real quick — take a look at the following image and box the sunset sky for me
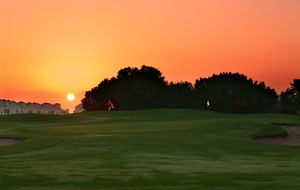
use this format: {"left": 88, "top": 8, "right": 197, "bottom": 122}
{"left": 1, "top": 0, "right": 300, "bottom": 112}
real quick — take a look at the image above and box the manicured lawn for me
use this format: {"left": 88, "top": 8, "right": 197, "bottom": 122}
{"left": 0, "top": 109, "right": 300, "bottom": 190}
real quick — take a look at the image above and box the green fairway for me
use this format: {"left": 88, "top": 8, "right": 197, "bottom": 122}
{"left": 0, "top": 109, "right": 300, "bottom": 190}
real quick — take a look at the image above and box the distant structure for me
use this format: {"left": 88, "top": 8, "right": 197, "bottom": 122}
{"left": 0, "top": 99, "right": 69, "bottom": 115}
{"left": 74, "top": 104, "right": 85, "bottom": 113}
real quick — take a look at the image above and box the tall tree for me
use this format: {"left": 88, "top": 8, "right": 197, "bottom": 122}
{"left": 280, "top": 79, "right": 300, "bottom": 114}
{"left": 82, "top": 65, "right": 167, "bottom": 111}
{"left": 291, "top": 79, "right": 300, "bottom": 92}
{"left": 194, "top": 72, "right": 277, "bottom": 113}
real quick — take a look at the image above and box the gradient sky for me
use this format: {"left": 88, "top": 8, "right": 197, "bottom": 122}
{"left": 1, "top": 0, "right": 300, "bottom": 112}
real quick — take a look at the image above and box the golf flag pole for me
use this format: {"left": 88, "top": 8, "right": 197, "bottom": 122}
{"left": 207, "top": 100, "right": 210, "bottom": 119}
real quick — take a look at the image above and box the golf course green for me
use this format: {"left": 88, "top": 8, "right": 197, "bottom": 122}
{"left": 1, "top": 109, "right": 300, "bottom": 190}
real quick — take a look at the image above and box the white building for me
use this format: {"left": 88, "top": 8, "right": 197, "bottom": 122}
{"left": 74, "top": 104, "right": 85, "bottom": 113}
{"left": 0, "top": 99, "right": 69, "bottom": 115}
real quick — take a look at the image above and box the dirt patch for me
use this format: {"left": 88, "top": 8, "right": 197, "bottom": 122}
{"left": 255, "top": 125, "right": 300, "bottom": 146}
{"left": 0, "top": 138, "right": 21, "bottom": 147}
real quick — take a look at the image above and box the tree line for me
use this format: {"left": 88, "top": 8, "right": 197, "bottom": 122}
{"left": 82, "top": 65, "right": 300, "bottom": 114}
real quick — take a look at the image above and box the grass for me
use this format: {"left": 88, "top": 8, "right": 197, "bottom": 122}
{"left": 0, "top": 109, "right": 300, "bottom": 189}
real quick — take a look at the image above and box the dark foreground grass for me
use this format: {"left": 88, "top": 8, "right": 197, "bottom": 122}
{"left": 0, "top": 109, "right": 300, "bottom": 190}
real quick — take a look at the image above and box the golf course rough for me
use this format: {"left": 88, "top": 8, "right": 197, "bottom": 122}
{"left": 0, "top": 109, "right": 300, "bottom": 190}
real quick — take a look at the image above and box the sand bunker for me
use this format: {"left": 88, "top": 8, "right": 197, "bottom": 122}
{"left": 255, "top": 125, "right": 300, "bottom": 146}
{"left": 0, "top": 138, "right": 21, "bottom": 147}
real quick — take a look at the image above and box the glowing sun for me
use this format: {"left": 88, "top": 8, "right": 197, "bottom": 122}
{"left": 67, "top": 93, "right": 75, "bottom": 101}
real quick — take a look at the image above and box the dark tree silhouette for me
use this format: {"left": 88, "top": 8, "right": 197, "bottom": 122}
{"left": 280, "top": 79, "right": 300, "bottom": 114}
{"left": 162, "top": 81, "right": 194, "bottom": 108}
{"left": 291, "top": 79, "right": 300, "bottom": 92}
{"left": 194, "top": 72, "right": 278, "bottom": 113}
{"left": 82, "top": 66, "right": 279, "bottom": 113}
{"left": 82, "top": 66, "right": 167, "bottom": 111}
{"left": 82, "top": 78, "right": 117, "bottom": 111}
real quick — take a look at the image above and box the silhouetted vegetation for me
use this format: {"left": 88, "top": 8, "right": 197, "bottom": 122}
{"left": 82, "top": 65, "right": 292, "bottom": 114}
{"left": 81, "top": 66, "right": 279, "bottom": 113}
{"left": 82, "top": 66, "right": 166, "bottom": 111}
{"left": 162, "top": 81, "right": 194, "bottom": 109}
{"left": 279, "top": 79, "right": 300, "bottom": 114}
{"left": 194, "top": 73, "right": 278, "bottom": 113}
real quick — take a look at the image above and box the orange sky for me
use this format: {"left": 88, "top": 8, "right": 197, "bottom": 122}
{"left": 1, "top": 0, "right": 300, "bottom": 112}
